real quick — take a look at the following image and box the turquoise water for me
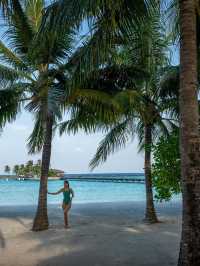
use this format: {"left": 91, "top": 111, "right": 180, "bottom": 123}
{"left": 0, "top": 178, "right": 180, "bottom": 206}
{"left": 0, "top": 179, "right": 147, "bottom": 206}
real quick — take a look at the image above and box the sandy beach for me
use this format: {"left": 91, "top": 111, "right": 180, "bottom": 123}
{"left": 0, "top": 201, "right": 181, "bottom": 266}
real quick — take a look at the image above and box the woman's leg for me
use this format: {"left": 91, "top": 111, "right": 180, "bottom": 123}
{"left": 63, "top": 203, "right": 71, "bottom": 228}
{"left": 64, "top": 210, "right": 68, "bottom": 227}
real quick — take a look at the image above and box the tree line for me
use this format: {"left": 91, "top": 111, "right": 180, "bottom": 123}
{"left": 4, "top": 160, "right": 59, "bottom": 177}
{"left": 0, "top": 0, "right": 199, "bottom": 265}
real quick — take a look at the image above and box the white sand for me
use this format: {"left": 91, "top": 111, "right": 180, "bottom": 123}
{"left": 0, "top": 201, "right": 181, "bottom": 266}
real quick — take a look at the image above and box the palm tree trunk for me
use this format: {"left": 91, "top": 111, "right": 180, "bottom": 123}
{"left": 178, "top": 0, "right": 200, "bottom": 265}
{"left": 32, "top": 114, "right": 53, "bottom": 231}
{"left": 144, "top": 124, "right": 158, "bottom": 223}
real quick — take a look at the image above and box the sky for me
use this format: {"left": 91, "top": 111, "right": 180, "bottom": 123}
{"left": 0, "top": 111, "right": 144, "bottom": 174}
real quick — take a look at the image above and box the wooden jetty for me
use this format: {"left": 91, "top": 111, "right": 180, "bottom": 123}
{"left": 61, "top": 176, "right": 144, "bottom": 183}
{"left": 0, "top": 174, "right": 145, "bottom": 183}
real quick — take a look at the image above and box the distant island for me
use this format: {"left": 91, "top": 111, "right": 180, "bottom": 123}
{"left": 3, "top": 160, "right": 64, "bottom": 179}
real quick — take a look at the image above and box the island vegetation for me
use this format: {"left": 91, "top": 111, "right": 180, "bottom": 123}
{"left": 4, "top": 160, "right": 64, "bottom": 178}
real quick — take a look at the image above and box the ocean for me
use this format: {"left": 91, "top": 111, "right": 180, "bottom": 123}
{"left": 0, "top": 173, "right": 180, "bottom": 206}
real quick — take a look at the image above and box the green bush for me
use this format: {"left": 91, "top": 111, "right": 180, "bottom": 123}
{"left": 152, "top": 131, "right": 181, "bottom": 201}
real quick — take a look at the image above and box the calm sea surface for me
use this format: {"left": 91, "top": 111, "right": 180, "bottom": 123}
{"left": 0, "top": 174, "right": 180, "bottom": 206}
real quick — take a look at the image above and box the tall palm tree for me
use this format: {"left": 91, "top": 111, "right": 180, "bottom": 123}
{"left": 165, "top": 1, "right": 200, "bottom": 264}
{"left": 88, "top": 80, "right": 176, "bottom": 223}
{"left": 59, "top": 3, "right": 176, "bottom": 223}
{"left": 61, "top": 59, "right": 176, "bottom": 223}
{"left": 178, "top": 1, "right": 200, "bottom": 265}
{"left": 0, "top": 0, "right": 117, "bottom": 231}
{"left": 0, "top": 0, "right": 77, "bottom": 231}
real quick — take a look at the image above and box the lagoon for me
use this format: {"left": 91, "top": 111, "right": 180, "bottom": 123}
{"left": 0, "top": 174, "right": 180, "bottom": 206}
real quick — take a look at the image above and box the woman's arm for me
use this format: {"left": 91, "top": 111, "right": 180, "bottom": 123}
{"left": 48, "top": 188, "right": 63, "bottom": 195}
{"left": 70, "top": 188, "right": 74, "bottom": 198}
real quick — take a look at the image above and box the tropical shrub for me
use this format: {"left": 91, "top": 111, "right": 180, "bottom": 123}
{"left": 152, "top": 130, "right": 181, "bottom": 201}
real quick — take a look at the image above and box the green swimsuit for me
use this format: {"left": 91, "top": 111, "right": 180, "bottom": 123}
{"left": 63, "top": 189, "right": 71, "bottom": 204}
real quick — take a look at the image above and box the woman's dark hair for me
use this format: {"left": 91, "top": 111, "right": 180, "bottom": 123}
{"left": 64, "top": 180, "right": 69, "bottom": 186}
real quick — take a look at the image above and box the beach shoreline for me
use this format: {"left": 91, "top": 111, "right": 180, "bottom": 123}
{"left": 0, "top": 201, "right": 181, "bottom": 266}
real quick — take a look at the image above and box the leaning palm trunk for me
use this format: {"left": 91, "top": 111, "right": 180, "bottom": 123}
{"left": 32, "top": 114, "right": 53, "bottom": 231}
{"left": 144, "top": 124, "right": 158, "bottom": 223}
{"left": 178, "top": 0, "right": 200, "bottom": 265}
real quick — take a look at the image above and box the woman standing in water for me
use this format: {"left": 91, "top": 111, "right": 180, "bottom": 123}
{"left": 48, "top": 180, "right": 74, "bottom": 228}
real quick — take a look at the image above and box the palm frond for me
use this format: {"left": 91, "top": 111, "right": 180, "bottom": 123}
{"left": 0, "top": 0, "right": 10, "bottom": 16}
{"left": 0, "top": 64, "right": 21, "bottom": 81}
{"left": 25, "top": 0, "right": 44, "bottom": 32}
{"left": 89, "top": 118, "right": 135, "bottom": 169}
{"left": 0, "top": 64, "right": 33, "bottom": 88}
{"left": 0, "top": 88, "right": 22, "bottom": 128}
{"left": 5, "top": 0, "right": 34, "bottom": 54}
{"left": 165, "top": 0, "right": 179, "bottom": 44}
{"left": 27, "top": 111, "right": 45, "bottom": 154}
{"left": 59, "top": 88, "right": 121, "bottom": 135}
{"left": 0, "top": 40, "right": 27, "bottom": 70}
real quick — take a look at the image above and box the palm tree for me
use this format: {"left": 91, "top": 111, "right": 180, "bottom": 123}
{"left": 25, "top": 160, "right": 34, "bottom": 177}
{"left": 13, "top": 164, "right": 19, "bottom": 176}
{"left": 61, "top": 61, "right": 176, "bottom": 224}
{"left": 177, "top": 1, "right": 200, "bottom": 265}
{"left": 33, "top": 160, "right": 41, "bottom": 177}
{"left": 4, "top": 165, "right": 10, "bottom": 174}
{"left": 0, "top": 0, "right": 77, "bottom": 231}
{"left": 165, "top": 1, "right": 200, "bottom": 264}
{"left": 18, "top": 164, "right": 25, "bottom": 176}
{"left": 0, "top": 0, "right": 116, "bottom": 231}
{"left": 60, "top": 3, "right": 177, "bottom": 223}
{"left": 89, "top": 84, "right": 176, "bottom": 223}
